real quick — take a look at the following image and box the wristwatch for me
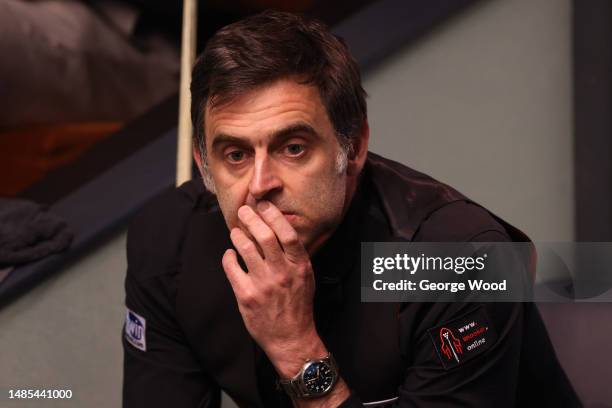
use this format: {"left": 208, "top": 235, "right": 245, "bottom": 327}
{"left": 278, "top": 353, "right": 339, "bottom": 399}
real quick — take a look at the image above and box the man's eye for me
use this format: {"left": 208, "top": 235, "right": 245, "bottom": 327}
{"left": 285, "top": 144, "right": 305, "bottom": 156}
{"left": 226, "top": 150, "right": 246, "bottom": 163}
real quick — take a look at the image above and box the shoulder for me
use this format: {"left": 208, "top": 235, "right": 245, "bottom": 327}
{"left": 365, "top": 153, "right": 518, "bottom": 242}
{"left": 126, "top": 179, "right": 214, "bottom": 281}
{"left": 414, "top": 201, "right": 511, "bottom": 242}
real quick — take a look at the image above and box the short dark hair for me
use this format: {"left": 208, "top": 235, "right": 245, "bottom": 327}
{"left": 190, "top": 10, "right": 367, "bottom": 157}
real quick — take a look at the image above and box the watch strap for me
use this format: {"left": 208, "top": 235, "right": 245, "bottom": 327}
{"left": 277, "top": 352, "right": 338, "bottom": 399}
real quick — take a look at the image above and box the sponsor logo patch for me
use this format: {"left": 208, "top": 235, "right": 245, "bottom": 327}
{"left": 428, "top": 306, "right": 497, "bottom": 369}
{"left": 125, "top": 308, "right": 146, "bottom": 351}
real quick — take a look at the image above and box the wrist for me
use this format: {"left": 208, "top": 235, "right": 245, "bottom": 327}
{"left": 278, "top": 352, "right": 342, "bottom": 403}
{"left": 292, "top": 379, "right": 350, "bottom": 408}
{"left": 269, "top": 333, "right": 328, "bottom": 379}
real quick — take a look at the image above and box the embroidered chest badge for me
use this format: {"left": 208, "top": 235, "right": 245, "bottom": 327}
{"left": 125, "top": 308, "right": 147, "bottom": 351}
{"left": 427, "top": 305, "right": 497, "bottom": 369}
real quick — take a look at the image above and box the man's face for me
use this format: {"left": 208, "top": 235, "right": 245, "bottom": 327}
{"left": 199, "top": 79, "right": 350, "bottom": 253}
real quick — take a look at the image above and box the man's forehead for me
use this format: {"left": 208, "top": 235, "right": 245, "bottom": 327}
{"left": 204, "top": 80, "right": 330, "bottom": 144}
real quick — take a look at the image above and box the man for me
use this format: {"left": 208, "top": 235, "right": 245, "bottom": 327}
{"left": 123, "top": 10, "right": 579, "bottom": 407}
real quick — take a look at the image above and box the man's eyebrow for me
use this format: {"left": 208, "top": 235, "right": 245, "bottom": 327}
{"left": 269, "top": 123, "right": 321, "bottom": 143}
{"left": 211, "top": 134, "right": 248, "bottom": 152}
{"left": 210, "top": 123, "right": 321, "bottom": 151}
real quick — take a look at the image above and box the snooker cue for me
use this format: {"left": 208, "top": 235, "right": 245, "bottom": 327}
{"left": 176, "top": 0, "right": 198, "bottom": 186}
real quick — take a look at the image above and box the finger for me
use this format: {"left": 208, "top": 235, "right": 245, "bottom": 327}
{"left": 256, "top": 200, "right": 307, "bottom": 262}
{"left": 221, "top": 248, "right": 251, "bottom": 297}
{"left": 237, "top": 205, "right": 284, "bottom": 262}
{"left": 230, "top": 227, "right": 265, "bottom": 273}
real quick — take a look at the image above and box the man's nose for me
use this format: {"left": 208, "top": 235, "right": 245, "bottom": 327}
{"left": 248, "top": 153, "right": 283, "bottom": 200}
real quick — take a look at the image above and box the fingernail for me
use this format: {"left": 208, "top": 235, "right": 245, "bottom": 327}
{"left": 257, "top": 201, "right": 270, "bottom": 212}
{"left": 238, "top": 206, "right": 250, "bottom": 219}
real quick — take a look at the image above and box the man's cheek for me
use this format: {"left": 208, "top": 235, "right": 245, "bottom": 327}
{"left": 216, "top": 188, "right": 241, "bottom": 223}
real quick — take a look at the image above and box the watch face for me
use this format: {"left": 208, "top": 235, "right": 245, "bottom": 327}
{"left": 302, "top": 361, "right": 336, "bottom": 396}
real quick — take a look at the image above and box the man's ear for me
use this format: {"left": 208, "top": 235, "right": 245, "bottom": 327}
{"left": 193, "top": 145, "right": 204, "bottom": 175}
{"left": 346, "top": 120, "right": 370, "bottom": 176}
{"left": 193, "top": 144, "right": 218, "bottom": 194}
